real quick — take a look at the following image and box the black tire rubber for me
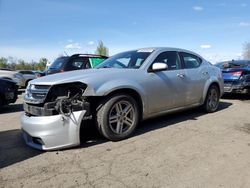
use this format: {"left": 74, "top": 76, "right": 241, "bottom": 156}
{"left": 203, "top": 85, "right": 220, "bottom": 113}
{"left": 0, "top": 96, "right": 3, "bottom": 108}
{"left": 25, "top": 80, "right": 31, "bottom": 88}
{"left": 96, "top": 94, "right": 139, "bottom": 141}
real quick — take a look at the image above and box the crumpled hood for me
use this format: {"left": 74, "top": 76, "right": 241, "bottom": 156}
{"left": 29, "top": 68, "right": 138, "bottom": 86}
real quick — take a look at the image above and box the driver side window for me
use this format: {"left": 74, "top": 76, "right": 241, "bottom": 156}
{"left": 153, "top": 51, "right": 181, "bottom": 70}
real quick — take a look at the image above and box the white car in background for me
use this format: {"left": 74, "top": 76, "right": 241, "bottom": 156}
{"left": 0, "top": 69, "right": 24, "bottom": 87}
{"left": 16, "top": 70, "right": 38, "bottom": 88}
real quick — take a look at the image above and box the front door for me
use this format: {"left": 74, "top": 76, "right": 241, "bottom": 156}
{"left": 145, "top": 51, "right": 187, "bottom": 114}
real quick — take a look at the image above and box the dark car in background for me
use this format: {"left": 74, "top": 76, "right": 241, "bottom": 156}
{"left": 46, "top": 54, "right": 108, "bottom": 75}
{"left": 215, "top": 60, "right": 250, "bottom": 94}
{"left": 0, "top": 78, "right": 18, "bottom": 107}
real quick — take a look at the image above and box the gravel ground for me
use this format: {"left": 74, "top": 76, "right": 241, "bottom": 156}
{"left": 0, "top": 94, "right": 250, "bottom": 188}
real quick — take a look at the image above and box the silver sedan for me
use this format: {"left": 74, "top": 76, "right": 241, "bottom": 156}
{"left": 21, "top": 48, "right": 224, "bottom": 150}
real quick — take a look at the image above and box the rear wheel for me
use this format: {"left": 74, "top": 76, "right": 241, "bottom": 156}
{"left": 96, "top": 94, "right": 139, "bottom": 141}
{"left": 203, "top": 85, "right": 220, "bottom": 113}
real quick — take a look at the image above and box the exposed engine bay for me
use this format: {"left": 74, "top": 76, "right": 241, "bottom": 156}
{"left": 24, "top": 82, "right": 91, "bottom": 117}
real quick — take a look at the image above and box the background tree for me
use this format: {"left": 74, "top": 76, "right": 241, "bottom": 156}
{"left": 35, "top": 58, "right": 48, "bottom": 70}
{"left": 243, "top": 41, "right": 250, "bottom": 59}
{"left": 95, "top": 41, "right": 109, "bottom": 56}
{"left": 0, "top": 57, "right": 8, "bottom": 69}
{"left": 0, "top": 57, "right": 48, "bottom": 70}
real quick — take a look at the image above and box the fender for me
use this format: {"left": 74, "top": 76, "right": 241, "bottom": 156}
{"left": 202, "top": 75, "right": 222, "bottom": 104}
{"left": 91, "top": 79, "right": 148, "bottom": 117}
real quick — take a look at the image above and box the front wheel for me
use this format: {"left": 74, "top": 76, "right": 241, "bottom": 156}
{"left": 96, "top": 94, "right": 139, "bottom": 141}
{"left": 203, "top": 85, "right": 220, "bottom": 113}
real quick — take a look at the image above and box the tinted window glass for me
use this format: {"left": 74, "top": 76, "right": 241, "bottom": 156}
{"left": 65, "top": 58, "right": 89, "bottom": 71}
{"left": 49, "top": 57, "right": 68, "bottom": 69}
{"left": 181, "top": 52, "right": 202, "bottom": 69}
{"left": 153, "top": 51, "right": 181, "bottom": 70}
{"left": 19, "top": 71, "right": 34, "bottom": 74}
{"left": 97, "top": 50, "right": 152, "bottom": 69}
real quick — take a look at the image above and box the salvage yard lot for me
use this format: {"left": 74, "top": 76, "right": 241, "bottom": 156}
{"left": 1, "top": 94, "right": 250, "bottom": 188}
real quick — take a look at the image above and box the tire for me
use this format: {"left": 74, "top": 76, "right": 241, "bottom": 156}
{"left": 96, "top": 94, "right": 139, "bottom": 141}
{"left": 25, "top": 80, "right": 31, "bottom": 88}
{"left": 0, "top": 95, "right": 3, "bottom": 108}
{"left": 203, "top": 85, "right": 220, "bottom": 113}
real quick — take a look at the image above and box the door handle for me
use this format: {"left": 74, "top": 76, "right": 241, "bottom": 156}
{"left": 177, "top": 73, "right": 185, "bottom": 78}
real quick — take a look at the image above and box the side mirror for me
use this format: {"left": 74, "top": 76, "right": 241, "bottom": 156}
{"left": 148, "top": 62, "right": 168, "bottom": 72}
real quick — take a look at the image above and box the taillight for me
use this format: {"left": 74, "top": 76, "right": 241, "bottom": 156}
{"left": 60, "top": 69, "right": 64, "bottom": 72}
{"left": 231, "top": 71, "right": 242, "bottom": 76}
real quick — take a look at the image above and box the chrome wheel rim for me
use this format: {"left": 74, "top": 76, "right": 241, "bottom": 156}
{"left": 208, "top": 88, "right": 219, "bottom": 111}
{"left": 109, "top": 100, "right": 135, "bottom": 135}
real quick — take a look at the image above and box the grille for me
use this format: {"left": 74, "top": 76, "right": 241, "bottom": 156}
{"left": 24, "top": 84, "right": 51, "bottom": 104}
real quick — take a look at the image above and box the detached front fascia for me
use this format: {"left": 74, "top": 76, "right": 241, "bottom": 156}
{"left": 21, "top": 110, "right": 86, "bottom": 150}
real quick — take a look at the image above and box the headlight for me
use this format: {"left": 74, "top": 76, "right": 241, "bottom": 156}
{"left": 46, "top": 82, "right": 87, "bottom": 103}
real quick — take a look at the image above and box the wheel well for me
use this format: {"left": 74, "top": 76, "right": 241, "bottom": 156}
{"left": 79, "top": 88, "right": 144, "bottom": 143}
{"left": 209, "top": 82, "right": 220, "bottom": 96}
{"left": 25, "top": 79, "right": 32, "bottom": 86}
{"left": 106, "top": 89, "right": 144, "bottom": 120}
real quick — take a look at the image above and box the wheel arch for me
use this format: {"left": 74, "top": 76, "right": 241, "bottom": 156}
{"left": 202, "top": 80, "right": 221, "bottom": 104}
{"left": 105, "top": 88, "right": 144, "bottom": 121}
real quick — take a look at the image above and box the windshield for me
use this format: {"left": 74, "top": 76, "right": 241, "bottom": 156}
{"left": 49, "top": 57, "right": 68, "bottom": 69}
{"left": 96, "top": 50, "right": 153, "bottom": 69}
{"left": 215, "top": 60, "right": 250, "bottom": 69}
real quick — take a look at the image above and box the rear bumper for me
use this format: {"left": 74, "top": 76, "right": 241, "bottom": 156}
{"left": 20, "top": 110, "right": 86, "bottom": 150}
{"left": 224, "top": 81, "right": 250, "bottom": 94}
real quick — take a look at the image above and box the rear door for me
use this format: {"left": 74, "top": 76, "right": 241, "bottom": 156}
{"left": 179, "top": 52, "right": 208, "bottom": 105}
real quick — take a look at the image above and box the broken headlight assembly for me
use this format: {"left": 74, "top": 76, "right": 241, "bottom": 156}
{"left": 24, "top": 82, "right": 90, "bottom": 117}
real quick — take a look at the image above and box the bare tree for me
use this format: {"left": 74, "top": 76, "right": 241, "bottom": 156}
{"left": 243, "top": 41, "right": 250, "bottom": 59}
{"left": 95, "top": 41, "right": 109, "bottom": 56}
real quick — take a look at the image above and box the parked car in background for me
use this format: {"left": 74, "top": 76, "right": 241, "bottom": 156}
{"left": 215, "top": 60, "right": 250, "bottom": 94}
{"left": 33, "top": 70, "right": 46, "bottom": 78}
{"left": 21, "top": 47, "right": 223, "bottom": 150}
{"left": 0, "top": 78, "right": 18, "bottom": 107}
{"left": 17, "top": 70, "right": 40, "bottom": 88}
{"left": 46, "top": 54, "right": 108, "bottom": 75}
{"left": 0, "top": 69, "right": 24, "bottom": 87}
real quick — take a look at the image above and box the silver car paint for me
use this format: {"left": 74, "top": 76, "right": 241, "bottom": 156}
{"left": 21, "top": 110, "right": 86, "bottom": 150}
{"left": 21, "top": 47, "right": 224, "bottom": 150}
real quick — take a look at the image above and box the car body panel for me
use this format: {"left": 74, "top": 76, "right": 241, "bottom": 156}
{"left": 21, "top": 110, "right": 86, "bottom": 150}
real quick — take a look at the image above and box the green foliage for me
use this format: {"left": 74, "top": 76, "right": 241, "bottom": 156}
{"left": 95, "top": 41, "right": 109, "bottom": 56}
{"left": 0, "top": 57, "right": 49, "bottom": 71}
{"left": 0, "top": 57, "right": 8, "bottom": 69}
{"left": 243, "top": 41, "right": 250, "bottom": 59}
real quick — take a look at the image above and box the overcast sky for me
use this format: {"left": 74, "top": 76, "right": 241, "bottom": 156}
{"left": 0, "top": 0, "right": 250, "bottom": 63}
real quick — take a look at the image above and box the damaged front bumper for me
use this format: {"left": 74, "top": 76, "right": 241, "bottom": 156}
{"left": 21, "top": 110, "right": 86, "bottom": 150}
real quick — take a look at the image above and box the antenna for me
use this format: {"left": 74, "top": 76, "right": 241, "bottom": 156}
{"left": 64, "top": 51, "right": 69, "bottom": 56}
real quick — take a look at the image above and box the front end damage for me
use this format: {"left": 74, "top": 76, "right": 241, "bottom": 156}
{"left": 21, "top": 82, "right": 91, "bottom": 150}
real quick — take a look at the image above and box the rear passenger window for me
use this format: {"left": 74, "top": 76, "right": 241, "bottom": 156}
{"left": 66, "top": 58, "right": 89, "bottom": 71}
{"left": 181, "top": 52, "right": 202, "bottom": 69}
{"left": 153, "top": 51, "right": 181, "bottom": 70}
